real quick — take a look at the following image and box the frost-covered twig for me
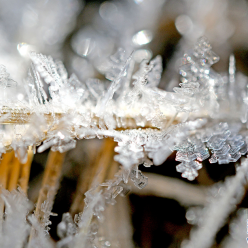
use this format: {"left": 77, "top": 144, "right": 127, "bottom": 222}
{"left": 182, "top": 158, "right": 248, "bottom": 248}
{"left": 29, "top": 150, "right": 65, "bottom": 241}
{"left": 132, "top": 172, "right": 207, "bottom": 206}
{"left": 222, "top": 208, "right": 247, "bottom": 248}
{"left": 70, "top": 139, "right": 116, "bottom": 215}
{"left": 0, "top": 189, "right": 32, "bottom": 248}
{"left": 0, "top": 152, "right": 13, "bottom": 229}
{"left": 19, "top": 147, "right": 34, "bottom": 194}
{"left": 7, "top": 155, "right": 21, "bottom": 192}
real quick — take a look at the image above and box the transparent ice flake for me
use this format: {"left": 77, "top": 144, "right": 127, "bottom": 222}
{"left": 176, "top": 161, "right": 202, "bottom": 181}
{"left": 129, "top": 169, "right": 148, "bottom": 189}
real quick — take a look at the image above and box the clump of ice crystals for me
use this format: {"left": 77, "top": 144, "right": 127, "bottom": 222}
{"left": 167, "top": 37, "right": 220, "bottom": 116}
{"left": 174, "top": 122, "right": 247, "bottom": 180}
{"left": 0, "top": 36, "right": 247, "bottom": 177}
{"left": 0, "top": 36, "right": 248, "bottom": 247}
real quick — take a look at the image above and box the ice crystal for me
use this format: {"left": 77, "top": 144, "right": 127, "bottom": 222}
{"left": 169, "top": 37, "right": 220, "bottom": 115}
{"left": 200, "top": 122, "right": 247, "bottom": 164}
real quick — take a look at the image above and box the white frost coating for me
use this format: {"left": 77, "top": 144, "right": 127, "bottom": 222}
{"left": 0, "top": 189, "right": 32, "bottom": 248}
{"left": 222, "top": 208, "right": 247, "bottom": 248}
{"left": 181, "top": 157, "right": 248, "bottom": 248}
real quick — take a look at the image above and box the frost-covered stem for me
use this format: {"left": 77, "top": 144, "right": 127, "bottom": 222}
{"left": 7, "top": 155, "right": 21, "bottom": 192}
{"left": 182, "top": 158, "right": 248, "bottom": 248}
{"left": 165, "top": 111, "right": 178, "bottom": 130}
{"left": 29, "top": 150, "right": 65, "bottom": 242}
{"left": 0, "top": 152, "right": 14, "bottom": 231}
{"left": 132, "top": 172, "right": 207, "bottom": 206}
{"left": 74, "top": 191, "right": 102, "bottom": 248}
{"left": 70, "top": 139, "right": 115, "bottom": 215}
{"left": 102, "top": 194, "right": 134, "bottom": 248}
{"left": 100, "top": 159, "right": 134, "bottom": 248}
{"left": 222, "top": 209, "right": 247, "bottom": 248}
{"left": 19, "top": 147, "right": 34, "bottom": 194}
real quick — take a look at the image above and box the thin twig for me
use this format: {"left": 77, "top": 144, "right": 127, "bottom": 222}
{"left": 29, "top": 150, "right": 65, "bottom": 242}
{"left": 131, "top": 172, "right": 207, "bottom": 206}
{"left": 99, "top": 159, "right": 134, "bottom": 248}
{"left": 70, "top": 139, "right": 116, "bottom": 216}
{"left": 182, "top": 159, "right": 248, "bottom": 248}
{"left": 0, "top": 151, "right": 14, "bottom": 230}
{"left": 7, "top": 155, "right": 21, "bottom": 192}
{"left": 19, "top": 147, "right": 34, "bottom": 194}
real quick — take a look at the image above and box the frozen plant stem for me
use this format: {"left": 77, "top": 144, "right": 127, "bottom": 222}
{"left": 99, "top": 159, "right": 134, "bottom": 248}
{"left": 29, "top": 150, "right": 65, "bottom": 242}
{"left": 70, "top": 139, "right": 115, "bottom": 215}
{"left": 132, "top": 172, "right": 207, "bottom": 206}
{"left": 182, "top": 158, "right": 248, "bottom": 248}
{"left": 7, "top": 155, "right": 21, "bottom": 192}
{"left": 0, "top": 152, "right": 14, "bottom": 232}
{"left": 19, "top": 147, "right": 34, "bottom": 194}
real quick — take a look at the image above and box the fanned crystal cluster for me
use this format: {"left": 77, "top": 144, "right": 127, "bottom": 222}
{"left": 174, "top": 122, "right": 248, "bottom": 180}
{"left": 167, "top": 37, "right": 220, "bottom": 116}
